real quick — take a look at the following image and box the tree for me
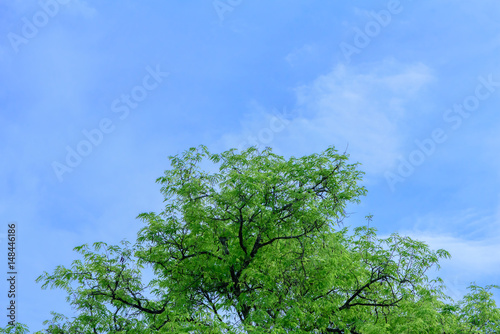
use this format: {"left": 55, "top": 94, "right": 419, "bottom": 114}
{"left": 3, "top": 145, "right": 499, "bottom": 333}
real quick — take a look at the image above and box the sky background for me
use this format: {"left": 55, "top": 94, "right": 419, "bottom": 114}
{"left": 1, "top": 0, "right": 500, "bottom": 330}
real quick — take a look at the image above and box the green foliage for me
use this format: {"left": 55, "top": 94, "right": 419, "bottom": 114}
{"left": 0, "top": 323, "right": 29, "bottom": 334}
{"left": 4, "top": 145, "right": 499, "bottom": 333}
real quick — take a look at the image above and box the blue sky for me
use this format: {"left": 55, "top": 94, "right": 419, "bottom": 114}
{"left": 1, "top": 0, "right": 500, "bottom": 330}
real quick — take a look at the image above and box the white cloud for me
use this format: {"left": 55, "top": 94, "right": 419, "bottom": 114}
{"left": 399, "top": 207, "right": 500, "bottom": 300}
{"left": 216, "top": 60, "right": 434, "bottom": 181}
{"left": 289, "top": 60, "right": 433, "bottom": 177}
{"left": 409, "top": 232, "right": 500, "bottom": 273}
{"left": 406, "top": 230, "right": 500, "bottom": 301}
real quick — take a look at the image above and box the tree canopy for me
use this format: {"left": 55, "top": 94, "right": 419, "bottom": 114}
{"left": 4, "top": 145, "right": 499, "bottom": 333}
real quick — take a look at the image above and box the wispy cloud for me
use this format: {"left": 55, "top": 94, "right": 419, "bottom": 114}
{"left": 399, "top": 208, "right": 500, "bottom": 300}
{"left": 217, "top": 100, "right": 295, "bottom": 154}
{"left": 4, "top": 0, "right": 97, "bottom": 54}
{"left": 281, "top": 60, "right": 433, "bottom": 178}
{"left": 217, "top": 60, "right": 434, "bottom": 180}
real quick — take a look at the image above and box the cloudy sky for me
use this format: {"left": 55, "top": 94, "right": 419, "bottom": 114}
{"left": 1, "top": 0, "right": 500, "bottom": 330}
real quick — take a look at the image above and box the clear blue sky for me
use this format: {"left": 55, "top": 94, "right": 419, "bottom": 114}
{"left": 1, "top": 0, "right": 499, "bottom": 330}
